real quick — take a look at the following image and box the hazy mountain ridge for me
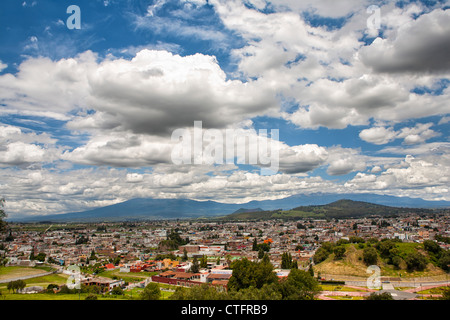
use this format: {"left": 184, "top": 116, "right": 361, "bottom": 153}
{"left": 10, "top": 193, "right": 450, "bottom": 223}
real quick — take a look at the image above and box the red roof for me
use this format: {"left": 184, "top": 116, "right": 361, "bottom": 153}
{"left": 105, "top": 263, "right": 115, "bottom": 269}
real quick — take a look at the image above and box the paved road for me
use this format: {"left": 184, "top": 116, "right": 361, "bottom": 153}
{"left": 344, "top": 279, "right": 450, "bottom": 288}
{"left": 318, "top": 282, "right": 448, "bottom": 300}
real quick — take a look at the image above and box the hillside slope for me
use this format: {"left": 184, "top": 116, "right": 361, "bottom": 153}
{"left": 223, "top": 199, "right": 434, "bottom": 220}
{"left": 313, "top": 243, "right": 448, "bottom": 279}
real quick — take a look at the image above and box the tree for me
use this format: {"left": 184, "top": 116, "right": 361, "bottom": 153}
{"left": 111, "top": 286, "right": 124, "bottom": 295}
{"left": 313, "top": 247, "right": 331, "bottom": 264}
{"left": 85, "top": 293, "right": 98, "bottom": 300}
{"left": 200, "top": 255, "right": 208, "bottom": 269}
{"left": 308, "top": 264, "right": 314, "bottom": 277}
{"left": 313, "top": 242, "right": 336, "bottom": 264}
{"left": 171, "top": 284, "right": 227, "bottom": 300}
{"left": 405, "top": 252, "right": 427, "bottom": 272}
{"left": 252, "top": 238, "right": 258, "bottom": 251}
{"left": 258, "top": 248, "right": 265, "bottom": 259}
{"left": 391, "top": 255, "right": 403, "bottom": 268}
{"left": 229, "top": 283, "right": 282, "bottom": 300}
{"left": 333, "top": 246, "right": 346, "bottom": 260}
{"left": 190, "top": 257, "right": 200, "bottom": 273}
{"left": 140, "top": 283, "right": 161, "bottom": 300}
{"left": 375, "top": 240, "right": 396, "bottom": 259}
{"left": 35, "top": 252, "right": 46, "bottom": 262}
{"left": 228, "top": 258, "right": 278, "bottom": 292}
{"left": 291, "top": 260, "right": 298, "bottom": 269}
{"left": 158, "top": 229, "right": 188, "bottom": 251}
{"left": 438, "top": 250, "right": 450, "bottom": 272}
{"left": 279, "top": 268, "right": 320, "bottom": 300}
{"left": 0, "top": 257, "right": 8, "bottom": 267}
{"left": 363, "top": 246, "right": 378, "bottom": 265}
{"left": 6, "top": 281, "right": 13, "bottom": 293}
{"left": 441, "top": 287, "right": 450, "bottom": 300}
{"left": 435, "top": 234, "right": 450, "bottom": 244}
{"left": 7, "top": 280, "right": 26, "bottom": 293}
{"left": 349, "top": 236, "right": 365, "bottom": 244}
{"left": 423, "top": 240, "right": 442, "bottom": 255}
{"left": 296, "top": 223, "right": 306, "bottom": 230}
{"left": 281, "top": 252, "right": 293, "bottom": 269}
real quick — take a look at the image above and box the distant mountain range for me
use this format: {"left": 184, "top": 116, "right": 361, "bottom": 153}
{"left": 11, "top": 193, "right": 450, "bottom": 223}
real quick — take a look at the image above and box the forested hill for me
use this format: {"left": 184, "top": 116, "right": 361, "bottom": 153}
{"left": 292, "top": 199, "right": 434, "bottom": 217}
{"left": 222, "top": 199, "right": 435, "bottom": 220}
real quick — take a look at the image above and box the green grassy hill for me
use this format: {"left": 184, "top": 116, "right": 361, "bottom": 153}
{"left": 221, "top": 199, "right": 433, "bottom": 220}
{"left": 313, "top": 242, "right": 448, "bottom": 280}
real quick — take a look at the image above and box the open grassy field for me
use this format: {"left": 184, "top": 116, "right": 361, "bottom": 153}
{"left": 0, "top": 271, "right": 69, "bottom": 293}
{"left": 319, "top": 284, "right": 370, "bottom": 292}
{"left": 416, "top": 286, "right": 449, "bottom": 295}
{"left": 0, "top": 289, "right": 173, "bottom": 300}
{"left": 0, "top": 266, "right": 53, "bottom": 281}
{"left": 0, "top": 265, "right": 177, "bottom": 300}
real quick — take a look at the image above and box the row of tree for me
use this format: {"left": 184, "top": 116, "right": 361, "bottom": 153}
{"left": 6, "top": 280, "right": 26, "bottom": 293}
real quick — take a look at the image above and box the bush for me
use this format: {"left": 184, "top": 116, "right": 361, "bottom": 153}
{"left": 228, "top": 257, "right": 278, "bottom": 291}
{"left": 279, "top": 269, "right": 321, "bottom": 300}
{"left": 171, "top": 284, "right": 228, "bottom": 300}
{"left": 333, "top": 246, "right": 346, "bottom": 260}
{"left": 375, "top": 240, "right": 396, "bottom": 258}
{"left": 441, "top": 287, "right": 450, "bottom": 300}
{"left": 313, "top": 242, "right": 335, "bottom": 264}
{"left": 7, "top": 280, "right": 26, "bottom": 293}
{"left": 140, "top": 283, "right": 161, "bottom": 300}
{"left": 391, "top": 256, "right": 403, "bottom": 269}
{"left": 85, "top": 293, "right": 98, "bottom": 300}
{"left": 58, "top": 285, "right": 76, "bottom": 294}
{"left": 320, "top": 280, "right": 345, "bottom": 285}
{"left": 423, "top": 240, "right": 442, "bottom": 255}
{"left": 438, "top": 251, "right": 450, "bottom": 272}
{"left": 365, "top": 292, "right": 394, "bottom": 300}
{"left": 45, "top": 284, "right": 59, "bottom": 293}
{"left": 313, "top": 247, "right": 329, "bottom": 264}
{"left": 349, "top": 236, "right": 365, "bottom": 244}
{"left": 404, "top": 252, "right": 428, "bottom": 272}
{"left": 363, "top": 247, "right": 378, "bottom": 265}
{"left": 111, "top": 286, "right": 124, "bottom": 295}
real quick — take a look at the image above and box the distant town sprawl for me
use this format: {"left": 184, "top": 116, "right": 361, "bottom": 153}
{"left": 1, "top": 212, "right": 449, "bottom": 297}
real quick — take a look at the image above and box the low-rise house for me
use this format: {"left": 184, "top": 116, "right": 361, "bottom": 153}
{"left": 206, "top": 273, "right": 232, "bottom": 283}
{"left": 82, "top": 276, "right": 124, "bottom": 292}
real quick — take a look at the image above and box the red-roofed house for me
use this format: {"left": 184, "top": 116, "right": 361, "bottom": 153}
{"left": 105, "top": 263, "right": 115, "bottom": 270}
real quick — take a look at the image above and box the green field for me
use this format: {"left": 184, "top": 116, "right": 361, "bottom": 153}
{"left": 320, "top": 284, "right": 370, "bottom": 292}
{"left": 98, "top": 269, "right": 158, "bottom": 283}
{"left": 0, "top": 265, "right": 176, "bottom": 300}
{"left": 0, "top": 266, "right": 54, "bottom": 281}
{"left": 0, "top": 289, "right": 173, "bottom": 300}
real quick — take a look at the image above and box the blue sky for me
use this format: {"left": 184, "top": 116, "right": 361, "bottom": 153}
{"left": 0, "top": 0, "right": 449, "bottom": 217}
